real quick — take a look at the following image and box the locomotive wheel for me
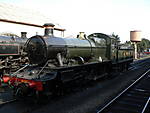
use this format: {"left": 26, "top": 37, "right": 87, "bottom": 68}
{"left": 33, "top": 91, "right": 50, "bottom": 104}
{"left": 52, "top": 81, "right": 64, "bottom": 96}
{"left": 14, "top": 83, "right": 29, "bottom": 98}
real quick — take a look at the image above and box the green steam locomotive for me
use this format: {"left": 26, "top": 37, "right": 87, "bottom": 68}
{"left": 0, "top": 24, "right": 133, "bottom": 99}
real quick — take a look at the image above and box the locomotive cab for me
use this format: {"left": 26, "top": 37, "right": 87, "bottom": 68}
{"left": 88, "top": 33, "right": 112, "bottom": 61}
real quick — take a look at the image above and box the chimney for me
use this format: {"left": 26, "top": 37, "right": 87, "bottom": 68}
{"left": 77, "top": 32, "right": 86, "bottom": 40}
{"left": 43, "top": 23, "right": 55, "bottom": 36}
{"left": 21, "top": 32, "right": 27, "bottom": 38}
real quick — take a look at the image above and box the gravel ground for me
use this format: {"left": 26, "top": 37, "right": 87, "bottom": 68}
{"left": 0, "top": 58, "right": 150, "bottom": 113}
{"left": 0, "top": 85, "right": 13, "bottom": 105}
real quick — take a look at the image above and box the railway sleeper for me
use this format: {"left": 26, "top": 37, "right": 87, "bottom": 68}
{"left": 111, "top": 106, "right": 140, "bottom": 113}
{"left": 128, "top": 90, "right": 150, "bottom": 97}
{"left": 117, "top": 100, "right": 143, "bottom": 108}
{"left": 114, "top": 102, "right": 143, "bottom": 111}
{"left": 120, "top": 97, "right": 148, "bottom": 103}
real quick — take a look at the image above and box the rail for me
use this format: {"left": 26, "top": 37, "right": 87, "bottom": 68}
{"left": 97, "top": 68, "right": 150, "bottom": 113}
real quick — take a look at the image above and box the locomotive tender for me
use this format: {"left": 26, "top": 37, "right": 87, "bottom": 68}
{"left": 0, "top": 23, "right": 133, "bottom": 99}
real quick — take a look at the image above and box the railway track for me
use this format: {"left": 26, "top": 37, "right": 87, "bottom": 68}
{"left": 97, "top": 68, "right": 150, "bottom": 113}
{"left": 0, "top": 85, "right": 17, "bottom": 108}
{"left": 0, "top": 99, "right": 16, "bottom": 108}
{"left": 0, "top": 87, "right": 39, "bottom": 113}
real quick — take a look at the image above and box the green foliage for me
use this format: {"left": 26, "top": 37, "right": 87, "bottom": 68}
{"left": 125, "top": 41, "right": 132, "bottom": 45}
{"left": 111, "top": 32, "right": 120, "bottom": 41}
{"left": 137, "top": 38, "right": 150, "bottom": 52}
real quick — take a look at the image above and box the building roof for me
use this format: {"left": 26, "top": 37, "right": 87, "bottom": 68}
{"left": 0, "top": 3, "right": 56, "bottom": 27}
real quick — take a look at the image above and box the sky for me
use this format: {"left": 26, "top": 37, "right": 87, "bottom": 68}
{"left": 0, "top": 0, "right": 150, "bottom": 42}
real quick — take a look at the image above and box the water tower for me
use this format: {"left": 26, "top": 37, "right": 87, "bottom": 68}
{"left": 130, "top": 30, "right": 141, "bottom": 59}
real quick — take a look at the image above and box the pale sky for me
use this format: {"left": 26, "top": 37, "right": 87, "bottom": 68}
{"left": 0, "top": 0, "right": 150, "bottom": 42}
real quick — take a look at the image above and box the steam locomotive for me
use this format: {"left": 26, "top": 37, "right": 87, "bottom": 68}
{"left": 0, "top": 23, "right": 133, "bottom": 99}
{"left": 0, "top": 32, "right": 28, "bottom": 73}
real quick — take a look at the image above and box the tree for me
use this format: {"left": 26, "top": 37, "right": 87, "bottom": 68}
{"left": 124, "top": 41, "right": 132, "bottom": 45}
{"left": 111, "top": 32, "right": 120, "bottom": 41}
{"left": 137, "top": 38, "right": 150, "bottom": 52}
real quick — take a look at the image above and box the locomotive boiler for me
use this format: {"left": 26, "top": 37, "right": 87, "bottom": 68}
{"left": 0, "top": 23, "right": 133, "bottom": 99}
{"left": 0, "top": 32, "right": 28, "bottom": 72}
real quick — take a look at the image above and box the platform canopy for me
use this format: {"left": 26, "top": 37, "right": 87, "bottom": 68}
{"left": 0, "top": 3, "right": 64, "bottom": 31}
